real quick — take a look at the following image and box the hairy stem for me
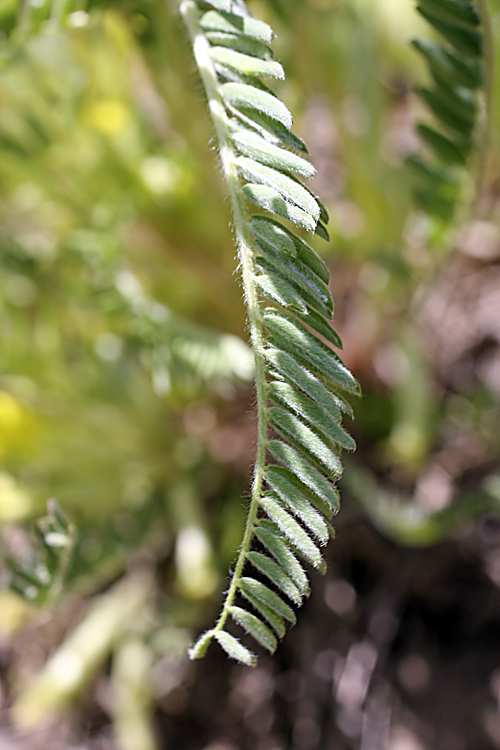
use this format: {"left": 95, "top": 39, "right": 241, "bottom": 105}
{"left": 180, "top": 1, "right": 268, "bottom": 637}
{"left": 474, "top": 0, "right": 495, "bottom": 214}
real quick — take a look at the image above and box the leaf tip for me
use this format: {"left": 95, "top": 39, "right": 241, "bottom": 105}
{"left": 188, "top": 630, "right": 214, "bottom": 660}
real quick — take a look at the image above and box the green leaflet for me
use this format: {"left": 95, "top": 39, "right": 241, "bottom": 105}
{"left": 243, "top": 184, "right": 317, "bottom": 232}
{"left": 432, "top": 81, "right": 476, "bottom": 121}
{"left": 236, "top": 157, "right": 320, "bottom": 220}
{"left": 215, "top": 630, "right": 257, "bottom": 666}
{"left": 253, "top": 236, "right": 332, "bottom": 315}
{"left": 267, "top": 363, "right": 353, "bottom": 417}
{"left": 264, "top": 309, "right": 359, "bottom": 393}
{"left": 229, "top": 606, "right": 277, "bottom": 653}
{"left": 216, "top": 62, "right": 281, "bottom": 95}
{"left": 206, "top": 32, "right": 274, "bottom": 59}
{"left": 188, "top": 629, "right": 214, "bottom": 660}
{"left": 406, "top": 157, "right": 460, "bottom": 200}
{"left": 269, "top": 406, "right": 343, "bottom": 479}
{"left": 315, "top": 220, "right": 330, "bottom": 242}
{"left": 264, "top": 346, "right": 352, "bottom": 421}
{"left": 238, "top": 576, "right": 296, "bottom": 623}
{"left": 247, "top": 551, "right": 302, "bottom": 604}
{"left": 268, "top": 380, "right": 355, "bottom": 450}
{"left": 255, "top": 255, "right": 332, "bottom": 319}
{"left": 291, "top": 306, "right": 343, "bottom": 349}
{"left": 220, "top": 82, "right": 292, "bottom": 129}
{"left": 301, "top": 181, "right": 329, "bottom": 225}
{"left": 200, "top": 9, "right": 273, "bottom": 43}
{"left": 417, "top": 0, "right": 479, "bottom": 30}
{"left": 251, "top": 216, "right": 330, "bottom": 283}
{"left": 237, "top": 585, "right": 286, "bottom": 636}
{"left": 254, "top": 271, "right": 308, "bottom": 312}
{"left": 417, "top": 87, "right": 474, "bottom": 137}
{"left": 268, "top": 440, "right": 340, "bottom": 513}
{"left": 417, "top": 7, "right": 482, "bottom": 57}
{"left": 291, "top": 234, "right": 330, "bottom": 284}
{"left": 210, "top": 47, "right": 284, "bottom": 79}
{"left": 231, "top": 107, "right": 309, "bottom": 153}
{"left": 250, "top": 214, "right": 297, "bottom": 256}
{"left": 259, "top": 494, "right": 326, "bottom": 571}
{"left": 417, "top": 124, "right": 468, "bottom": 165}
{"left": 205, "top": 0, "right": 231, "bottom": 11}
{"left": 411, "top": 39, "right": 482, "bottom": 89}
{"left": 266, "top": 465, "right": 330, "bottom": 543}
{"left": 413, "top": 188, "right": 455, "bottom": 220}
{"left": 254, "top": 237, "right": 331, "bottom": 312}
{"left": 254, "top": 519, "right": 310, "bottom": 596}
{"left": 268, "top": 377, "right": 342, "bottom": 432}
{"left": 265, "top": 450, "right": 334, "bottom": 519}
{"left": 232, "top": 130, "right": 316, "bottom": 178}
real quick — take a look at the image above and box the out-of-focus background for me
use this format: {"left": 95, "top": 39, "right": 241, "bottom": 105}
{"left": 1, "top": 0, "right": 500, "bottom": 747}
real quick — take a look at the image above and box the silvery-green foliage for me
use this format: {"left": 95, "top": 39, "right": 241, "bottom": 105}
{"left": 181, "top": 0, "right": 358, "bottom": 666}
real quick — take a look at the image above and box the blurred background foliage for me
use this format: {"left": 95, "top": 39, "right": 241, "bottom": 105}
{"left": 1, "top": 0, "right": 500, "bottom": 748}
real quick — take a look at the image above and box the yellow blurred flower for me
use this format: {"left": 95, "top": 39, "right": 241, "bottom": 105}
{"left": 84, "top": 99, "right": 130, "bottom": 135}
{"left": 0, "top": 391, "right": 38, "bottom": 458}
{"left": 0, "top": 472, "right": 33, "bottom": 522}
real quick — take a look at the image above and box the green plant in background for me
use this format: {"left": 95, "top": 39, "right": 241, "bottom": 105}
{"left": 408, "top": 0, "right": 489, "bottom": 219}
{"left": 7, "top": 500, "right": 75, "bottom": 606}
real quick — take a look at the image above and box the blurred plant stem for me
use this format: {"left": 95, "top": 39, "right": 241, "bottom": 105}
{"left": 344, "top": 461, "right": 500, "bottom": 546}
{"left": 113, "top": 637, "right": 159, "bottom": 750}
{"left": 12, "top": 569, "right": 154, "bottom": 729}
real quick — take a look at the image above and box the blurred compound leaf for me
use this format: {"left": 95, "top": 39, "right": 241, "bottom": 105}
{"left": 7, "top": 500, "right": 76, "bottom": 607}
{"left": 112, "top": 637, "right": 159, "bottom": 750}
